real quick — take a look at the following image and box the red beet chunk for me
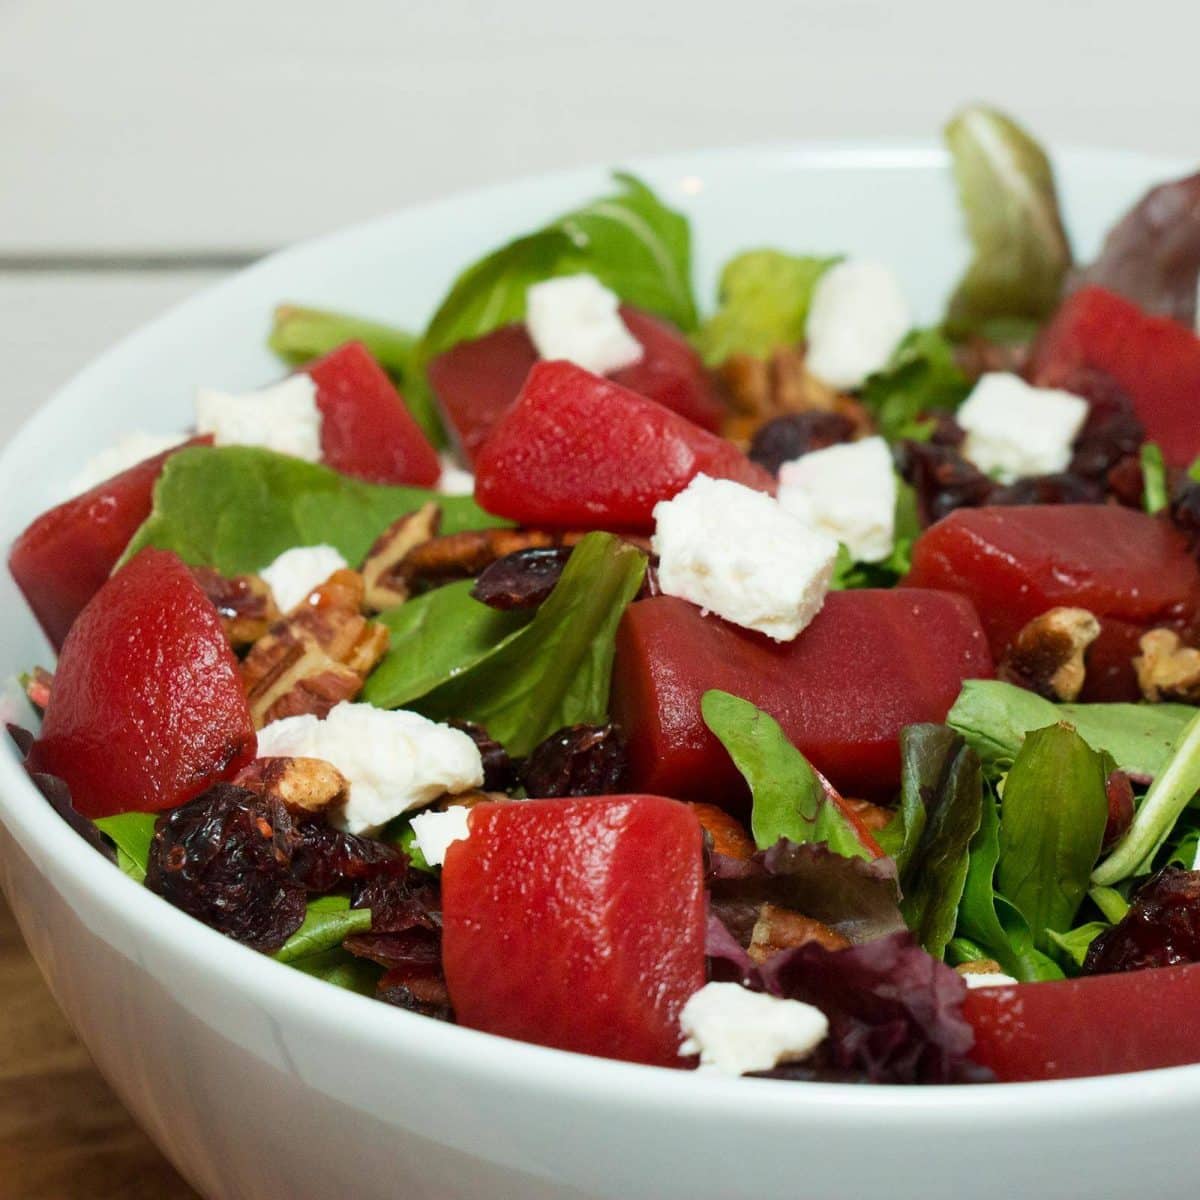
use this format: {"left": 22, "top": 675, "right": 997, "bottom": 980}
{"left": 610, "top": 591, "right": 993, "bottom": 804}
{"left": 474, "top": 361, "right": 771, "bottom": 533}
{"left": 964, "top": 965, "right": 1200, "bottom": 1081}
{"left": 905, "top": 505, "right": 1200, "bottom": 700}
{"left": 1030, "top": 285, "right": 1200, "bottom": 467}
{"left": 8, "top": 436, "right": 207, "bottom": 650}
{"left": 442, "top": 795, "right": 705, "bottom": 1067}
{"left": 307, "top": 341, "right": 440, "bottom": 486}
{"left": 30, "top": 548, "right": 256, "bottom": 818}
{"left": 426, "top": 309, "right": 724, "bottom": 465}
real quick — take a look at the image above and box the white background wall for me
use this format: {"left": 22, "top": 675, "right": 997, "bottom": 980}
{"left": 2, "top": 0, "right": 1199, "bottom": 439}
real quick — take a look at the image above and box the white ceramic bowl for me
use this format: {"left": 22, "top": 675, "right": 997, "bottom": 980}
{"left": 2, "top": 143, "right": 1196, "bottom": 1200}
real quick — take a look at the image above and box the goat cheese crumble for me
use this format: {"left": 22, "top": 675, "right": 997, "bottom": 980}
{"left": 805, "top": 259, "right": 912, "bottom": 389}
{"left": 957, "top": 372, "right": 1089, "bottom": 482}
{"left": 255, "top": 702, "right": 483, "bottom": 835}
{"left": 679, "top": 982, "right": 829, "bottom": 1075}
{"left": 259, "top": 544, "right": 349, "bottom": 612}
{"left": 195, "top": 374, "right": 322, "bottom": 462}
{"left": 409, "top": 806, "right": 473, "bottom": 867}
{"left": 778, "top": 436, "right": 897, "bottom": 563}
{"left": 652, "top": 475, "right": 838, "bottom": 642}
{"left": 525, "top": 274, "right": 644, "bottom": 375}
{"left": 437, "top": 454, "right": 476, "bottom": 496}
{"left": 63, "top": 431, "right": 188, "bottom": 500}
{"left": 962, "top": 970, "right": 1019, "bottom": 989}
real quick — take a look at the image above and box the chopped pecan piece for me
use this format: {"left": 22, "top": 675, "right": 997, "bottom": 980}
{"left": 240, "top": 569, "right": 390, "bottom": 728}
{"left": 956, "top": 959, "right": 1005, "bottom": 977}
{"left": 1134, "top": 628, "right": 1200, "bottom": 703}
{"left": 840, "top": 797, "right": 894, "bottom": 833}
{"left": 997, "top": 606, "right": 1101, "bottom": 701}
{"left": 190, "top": 565, "right": 280, "bottom": 647}
{"left": 234, "top": 755, "right": 350, "bottom": 815}
{"left": 360, "top": 502, "right": 442, "bottom": 611}
{"left": 747, "top": 903, "right": 850, "bottom": 964}
{"left": 690, "top": 802, "right": 755, "bottom": 860}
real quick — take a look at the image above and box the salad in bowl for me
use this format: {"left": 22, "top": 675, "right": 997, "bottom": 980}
{"left": 8, "top": 104, "right": 1200, "bottom": 1089}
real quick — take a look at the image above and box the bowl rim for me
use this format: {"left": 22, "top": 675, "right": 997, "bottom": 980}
{"left": 3, "top": 136, "right": 1198, "bottom": 1128}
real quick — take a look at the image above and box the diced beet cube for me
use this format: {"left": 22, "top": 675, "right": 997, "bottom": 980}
{"left": 426, "top": 308, "right": 725, "bottom": 466}
{"left": 30, "top": 548, "right": 257, "bottom": 817}
{"left": 610, "top": 590, "right": 993, "bottom": 804}
{"left": 8, "top": 437, "right": 207, "bottom": 650}
{"left": 905, "top": 504, "right": 1200, "bottom": 700}
{"left": 307, "top": 341, "right": 440, "bottom": 486}
{"left": 442, "top": 794, "right": 705, "bottom": 1067}
{"left": 1030, "top": 285, "right": 1200, "bottom": 467}
{"left": 474, "top": 361, "right": 771, "bottom": 533}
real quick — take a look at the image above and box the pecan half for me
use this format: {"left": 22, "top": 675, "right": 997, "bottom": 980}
{"left": 1134, "top": 629, "right": 1200, "bottom": 703}
{"left": 997, "top": 607, "right": 1101, "bottom": 702}
{"left": 234, "top": 755, "right": 350, "bottom": 815}
{"left": 190, "top": 566, "right": 280, "bottom": 648}
{"left": 840, "top": 797, "right": 894, "bottom": 833}
{"left": 747, "top": 903, "right": 850, "bottom": 964}
{"left": 691, "top": 802, "right": 755, "bottom": 860}
{"left": 240, "top": 569, "right": 390, "bottom": 728}
{"left": 360, "top": 502, "right": 442, "bottom": 611}
{"left": 956, "top": 959, "right": 1006, "bottom": 978}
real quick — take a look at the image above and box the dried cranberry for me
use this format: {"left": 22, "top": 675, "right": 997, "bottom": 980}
{"left": 145, "top": 784, "right": 306, "bottom": 953}
{"left": 923, "top": 412, "right": 967, "bottom": 448}
{"left": 1064, "top": 368, "right": 1145, "bottom": 482}
{"left": 1107, "top": 455, "right": 1147, "bottom": 508}
{"left": 896, "top": 440, "right": 994, "bottom": 526}
{"left": 376, "top": 965, "right": 454, "bottom": 1021}
{"left": 989, "top": 473, "right": 1105, "bottom": 507}
{"left": 1103, "top": 771, "right": 1135, "bottom": 850}
{"left": 354, "top": 870, "right": 442, "bottom": 934}
{"left": 520, "top": 723, "right": 629, "bottom": 798}
{"left": 471, "top": 547, "right": 574, "bottom": 610}
{"left": 1083, "top": 868, "right": 1200, "bottom": 974}
{"left": 448, "top": 719, "right": 516, "bottom": 791}
{"left": 1170, "top": 480, "right": 1200, "bottom": 552}
{"left": 291, "top": 819, "right": 408, "bottom": 895}
{"left": 748, "top": 412, "right": 855, "bottom": 476}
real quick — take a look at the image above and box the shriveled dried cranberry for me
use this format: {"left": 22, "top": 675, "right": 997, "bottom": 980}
{"left": 989, "top": 473, "right": 1105, "bottom": 507}
{"left": 376, "top": 964, "right": 454, "bottom": 1021}
{"left": 748, "top": 412, "right": 855, "bottom": 476}
{"left": 1064, "top": 368, "right": 1145, "bottom": 482}
{"left": 923, "top": 412, "right": 966, "bottom": 448}
{"left": 145, "top": 783, "right": 306, "bottom": 953}
{"left": 1083, "top": 868, "right": 1200, "bottom": 974}
{"left": 896, "top": 440, "right": 994, "bottom": 526}
{"left": 471, "top": 547, "right": 574, "bottom": 610}
{"left": 1107, "top": 455, "right": 1147, "bottom": 509}
{"left": 1103, "top": 771, "right": 1135, "bottom": 850}
{"left": 354, "top": 870, "right": 442, "bottom": 934}
{"left": 1170, "top": 480, "right": 1200, "bottom": 552}
{"left": 520, "top": 723, "right": 629, "bottom": 798}
{"left": 448, "top": 719, "right": 516, "bottom": 791}
{"left": 291, "top": 819, "right": 408, "bottom": 895}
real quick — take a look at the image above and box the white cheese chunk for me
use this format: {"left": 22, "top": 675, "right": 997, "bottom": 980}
{"left": 195, "top": 374, "right": 322, "bottom": 462}
{"left": 652, "top": 474, "right": 838, "bottom": 642}
{"left": 679, "top": 982, "right": 829, "bottom": 1075}
{"left": 255, "top": 702, "right": 483, "bottom": 835}
{"left": 805, "top": 259, "right": 912, "bottom": 389}
{"left": 525, "top": 273, "right": 644, "bottom": 375}
{"left": 777, "top": 436, "right": 897, "bottom": 563}
{"left": 957, "top": 372, "right": 1089, "bottom": 482}
{"left": 63, "top": 431, "right": 187, "bottom": 499}
{"left": 259, "top": 544, "right": 349, "bottom": 612}
{"left": 409, "top": 806, "right": 472, "bottom": 867}
{"left": 436, "top": 453, "right": 476, "bottom": 496}
{"left": 962, "top": 970, "right": 1019, "bottom": 989}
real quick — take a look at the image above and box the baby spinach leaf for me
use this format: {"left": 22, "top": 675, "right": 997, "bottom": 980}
{"left": 859, "top": 328, "right": 972, "bottom": 442}
{"left": 1046, "top": 921, "right": 1109, "bottom": 970}
{"left": 693, "top": 249, "right": 838, "bottom": 366}
{"left": 1094, "top": 707, "right": 1200, "bottom": 884}
{"left": 275, "top": 895, "right": 372, "bottom": 964}
{"left": 997, "top": 724, "right": 1109, "bottom": 948}
{"left": 701, "top": 690, "right": 872, "bottom": 862}
{"left": 94, "top": 812, "right": 158, "bottom": 883}
{"left": 415, "top": 533, "right": 646, "bottom": 757}
{"left": 891, "top": 725, "right": 984, "bottom": 959}
{"left": 121, "top": 446, "right": 505, "bottom": 576}
{"left": 363, "top": 581, "right": 533, "bottom": 711}
{"left": 290, "top": 948, "right": 380, "bottom": 995}
{"left": 420, "top": 172, "right": 698, "bottom": 363}
{"left": 1141, "top": 442, "right": 1169, "bottom": 514}
{"left": 943, "top": 105, "right": 1072, "bottom": 338}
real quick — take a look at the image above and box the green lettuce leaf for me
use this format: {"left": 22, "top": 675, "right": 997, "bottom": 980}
{"left": 414, "top": 533, "right": 646, "bottom": 756}
{"left": 1141, "top": 442, "right": 1169, "bottom": 514}
{"left": 700, "top": 690, "right": 872, "bottom": 861}
{"left": 997, "top": 724, "right": 1109, "bottom": 949}
{"left": 859, "top": 328, "right": 972, "bottom": 442}
{"left": 1046, "top": 921, "right": 1109, "bottom": 970}
{"left": 943, "top": 105, "right": 1072, "bottom": 338}
{"left": 121, "top": 446, "right": 505, "bottom": 575}
{"left": 94, "top": 812, "right": 157, "bottom": 883}
{"left": 693, "top": 249, "right": 838, "bottom": 366}
{"left": 274, "top": 895, "right": 372, "bottom": 965}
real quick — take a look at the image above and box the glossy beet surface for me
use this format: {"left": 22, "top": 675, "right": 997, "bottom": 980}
{"left": 442, "top": 795, "right": 706, "bottom": 1067}
{"left": 905, "top": 504, "right": 1200, "bottom": 700}
{"left": 306, "top": 341, "right": 441, "bottom": 486}
{"left": 1031, "top": 285, "right": 1200, "bottom": 467}
{"left": 611, "top": 591, "right": 993, "bottom": 804}
{"left": 30, "top": 549, "right": 256, "bottom": 818}
{"left": 8, "top": 436, "right": 206, "bottom": 650}
{"left": 964, "top": 964, "right": 1200, "bottom": 1081}
{"left": 426, "top": 309, "right": 724, "bottom": 464}
{"left": 474, "top": 361, "right": 771, "bottom": 533}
